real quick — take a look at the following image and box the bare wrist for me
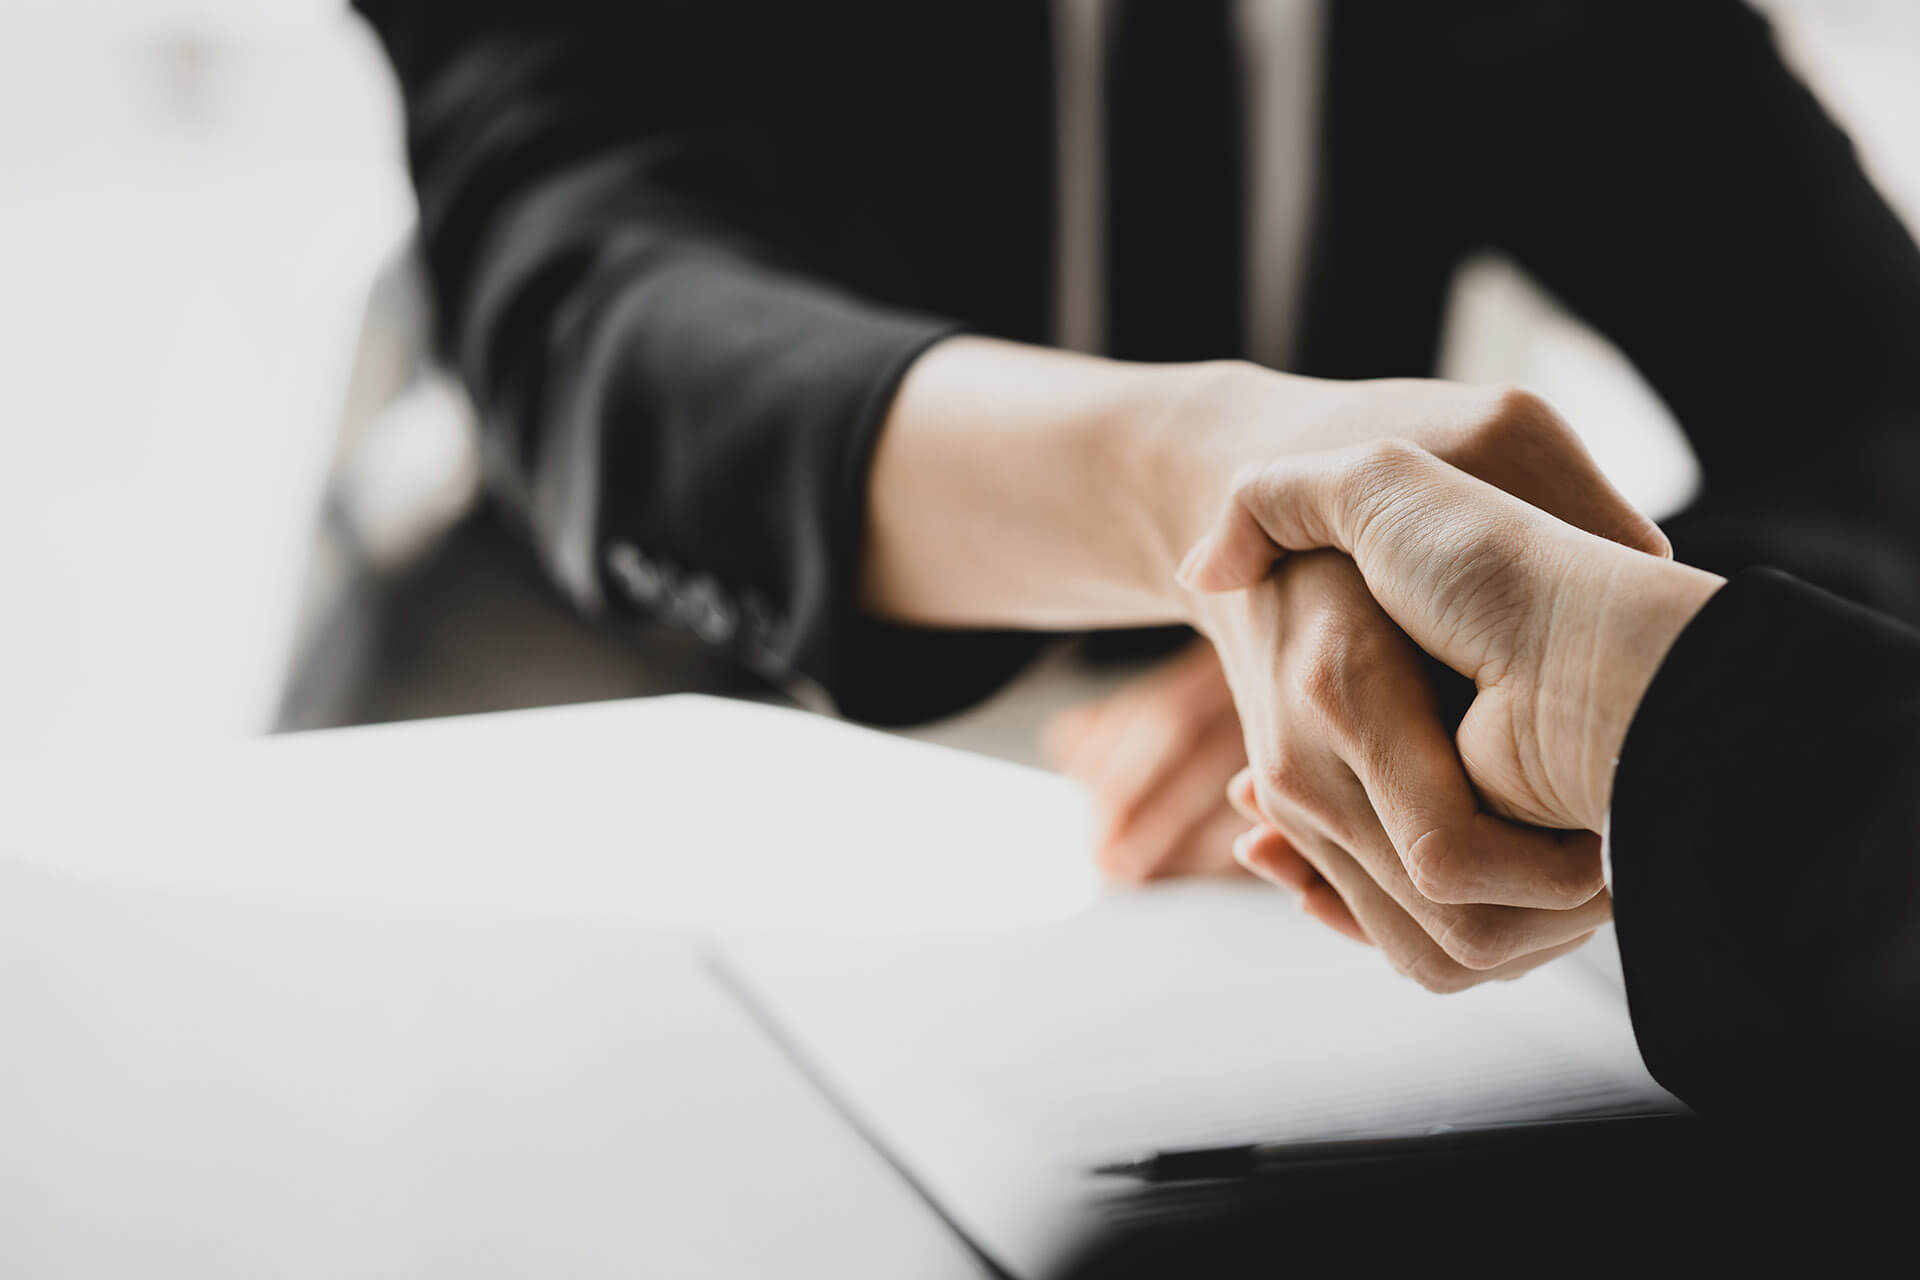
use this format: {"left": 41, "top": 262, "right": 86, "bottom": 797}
{"left": 1571, "top": 554, "right": 1726, "bottom": 830}
{"left": 1110, "top": 358, "right": 1282, "bottom": 620}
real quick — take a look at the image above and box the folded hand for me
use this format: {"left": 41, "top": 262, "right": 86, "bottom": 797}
{"left": 1182, "top": 438, "right": 1723, "bottom": 984}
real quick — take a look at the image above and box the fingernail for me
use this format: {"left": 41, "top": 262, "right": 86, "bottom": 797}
{"left": 1175, "top": 537, "right": 1210, "bottom": 590}
{"left": 1232, "top": 828, "right": 1258, "bottom": 867}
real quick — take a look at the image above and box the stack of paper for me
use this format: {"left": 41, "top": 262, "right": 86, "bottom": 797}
{"left": 717, "top": 880, "right": 1676, "bottom": 1278}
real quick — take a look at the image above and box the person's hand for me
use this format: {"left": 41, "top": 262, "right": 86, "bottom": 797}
{"left": 1127, "top": 377, "right": 1668, "bottom": 988}
{"left": 864, "top": 344, "right": 1673, "bottom": 985}
{"left": 1181, "top": 437, "right": 1726, "bottom": 845}
{"left": 1226, "top": 771, "right": 1604, "bottom": 984}
{"left": 1130, "top": 371, "right": 1671, "bottom": 601}
{"left": 1194, "top": 550, "right": 1615, "bottom": 989}
{"left": 1042, "top": 640, "right": 1249, "bottom": 883}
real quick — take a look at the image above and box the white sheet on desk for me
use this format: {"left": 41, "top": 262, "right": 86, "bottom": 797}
{"left": 718, "top": 880, "right": 1676, "bottom": 1279}
{"left": 0, "top": 854, "right": 987, "bottom": 1280}
{"left": 0, "top": 694, "right": 1100, "bottom": 936}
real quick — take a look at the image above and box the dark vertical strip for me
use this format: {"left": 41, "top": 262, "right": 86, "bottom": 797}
{"left": 1104, "top": 0, "right": 1246, "bottom": 362}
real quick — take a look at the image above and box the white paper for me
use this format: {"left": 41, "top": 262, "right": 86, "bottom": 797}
{"left": 717, "top": 880, "right": 1678, "bottom": 1279}
{"left": 0, "top": 855, "right": 986, "bottom": 1279}
{"left": 0, "top": 694, "right": 1102, "bottom": 936}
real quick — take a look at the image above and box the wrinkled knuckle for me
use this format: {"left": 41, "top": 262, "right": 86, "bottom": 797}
{"left": 1552, "top": 855, "right": 1608, "bottom": 908}
{"left": 1256, "top": 751, "right": 1313, "bottom": 811}
{"left": 1437, "top": 909, "right": 1520, "bottom": 972}
{"left": 1355, "top": 436, "right": 1430, "bottom": 483}
{"left": 1335, "top": 607, "right": 1402, "bottom": 670}
{"left": 1458, "top": 385, "right": 1559, "bottom": 461}
{"left": 1404, "top": 829, "right": 1475, "bottom": 904}
{"left": 1293, "top": 613, "right": 1390, "bottom": 731}
{"left": 1352, "top": 438, "right": 1434, "bottom": 505}
{"left": 1487, "top": 384, "right": 1560, "bottom": 435}
{"left": 1293, "top": 640, "right": 1357, "bottom": 728}
{"left": 1325, "top": 439, "right": 1432, "bottom": 549}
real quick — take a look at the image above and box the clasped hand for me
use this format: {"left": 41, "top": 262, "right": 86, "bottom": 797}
{"left": 1053, "top": 383, "right": 1715, "bottom": 992}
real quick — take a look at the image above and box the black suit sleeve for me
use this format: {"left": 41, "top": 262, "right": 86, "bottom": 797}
{"left": 350, "top": 2, "right": 1047, "bottom": 724}
{"left": 1610, "top": 568, "right": 1920, "bottom": 1133}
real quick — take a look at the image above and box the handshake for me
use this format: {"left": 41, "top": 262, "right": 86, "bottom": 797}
{"left": 1048, "top": 379, "right": 1724, "bottom": 992}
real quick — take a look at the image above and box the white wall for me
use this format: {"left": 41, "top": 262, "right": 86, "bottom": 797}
{"left": 0, "top": 8, "right": 411, "bottom": 755}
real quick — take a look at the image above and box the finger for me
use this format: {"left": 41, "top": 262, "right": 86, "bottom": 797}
{"left": 1059, "top": 694, "right": 1121, "bottom": 775}
{"left": 1177, "top": 498, "right": 1286, "bottom": 593}
{"left": 1477, "top": 931, "right": 1599, "bottom": 982}
{"left": 1190, "top": 447, "right": 1567, "bottom": 689}
{"left": 1226, "top": 767, "right": 1350, "bottom": 930}
{"left": 1343, "top": 646, "right": 1605, "bottom": 909}
{"left": 1090, "top": 671, "right": 1235, "bottom": 838}
{"left": 1255, "top": 745, "right": 1611, "bottom": 970}
{"left": 1232, "top": 814, "right": 1372, "bottom": 944}
{"left": 1290, "top": 832, "right": 1458, "bottom": 978}
{"left": 1227, "top": 766, "right": 1261, "bottom": 823}
{"left": 1096, "top": 716, "right": 1247, "bottom": 881}
{"left": 1225, "top": 606, "right": 1611, "bottom": 965}
{"left": 1466, "top": 436, "right": 1668, "bottom": 557}
{"left": 1178, "top": 406, "right": 1670, "bottom": 599}
{"left": 1055, "top": 686, "right": 1136, "bottom": 787}
{"left": 1232, "top": 824, "right": 1313, "bottom": 892}
{"left": 1040, "top": 702, "right": 1101, "bottom": 768}
{"left": 1177, "top": 443, "right": 1416, "bottom": 594}
{"left": 1236, "top": 825, "right": 1369, "bottom": 942}
{"left": 1455, "top": 396, "right": 1671, "bottom": 559}
{"left": 1291, "top": 833, "right": 1591, "bottom": 991}
{"left": 1161, "top": 640, "right": 1236, "bottom": 726}
{"left": 1124, "top": 806, "right": 1252, "bottom": 881}
{"left": 1302, "top": 880, "right": 1371, "bottom": 945}
{"left": 1057, "top": 643, "right": 1220, "bottom": 806}
{"left": 1339, "top": 793, "right": 1612, "bottom": 972}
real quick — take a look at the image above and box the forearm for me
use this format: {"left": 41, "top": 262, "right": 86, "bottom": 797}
{"left": 861, "top": 336, "right": 1251, "bottom": 629}
{"left": 862, "top": 338, "right": 1668, "bottom": 647}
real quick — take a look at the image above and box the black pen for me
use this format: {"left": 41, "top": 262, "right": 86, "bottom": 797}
{"left": 1091, "top": 1112, "right": 1689, "bottom": 1183}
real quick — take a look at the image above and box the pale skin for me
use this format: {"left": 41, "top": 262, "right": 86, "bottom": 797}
{"left": 863, "top": 335, "right": 1670, "bottom": 989}
{"left": 1040, "top": 638, "right": 1246, "bottom": 885}
{"left": 1180, "top": 440, "right": 1725, "bottom": 989}
{"left": 1037, "top": 633, "right": 1360, "bottom": 939}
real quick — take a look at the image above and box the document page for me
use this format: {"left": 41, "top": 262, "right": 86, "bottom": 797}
{"left": 716, "top": 880, "right": 1677, "bottom": 1278}
{"left": 0, "top": 855, "right": 986, "bottom": 1279}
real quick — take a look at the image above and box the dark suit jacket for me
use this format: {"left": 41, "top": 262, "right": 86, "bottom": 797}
{"left": 1613, "top": 568, "right": 1920, "bottom": 1137}
{"left": 354, "top": 0, "right": 1920, "bottom": 726}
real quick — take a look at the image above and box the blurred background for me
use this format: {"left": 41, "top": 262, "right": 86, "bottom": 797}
{"left": 3, "top": 0, "right": 1918, "bottom": 761}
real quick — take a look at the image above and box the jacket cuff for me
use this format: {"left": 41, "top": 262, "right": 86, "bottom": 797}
{"left": 1607, "top": 568, "right": 1904, "bottom": 1114}
{"left": 811, "top": 319, "right": 1052, "bottom": 725}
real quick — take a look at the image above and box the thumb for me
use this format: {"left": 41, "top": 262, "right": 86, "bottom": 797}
{"left": 1175, "top": 444, "right": 1400, "bottom": 593}
{"left": 1175, "top": 502, "right": 1285, "bottom": 592}
{"left": 1179, "top": 442, "right": 1550, "bottom": 686}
